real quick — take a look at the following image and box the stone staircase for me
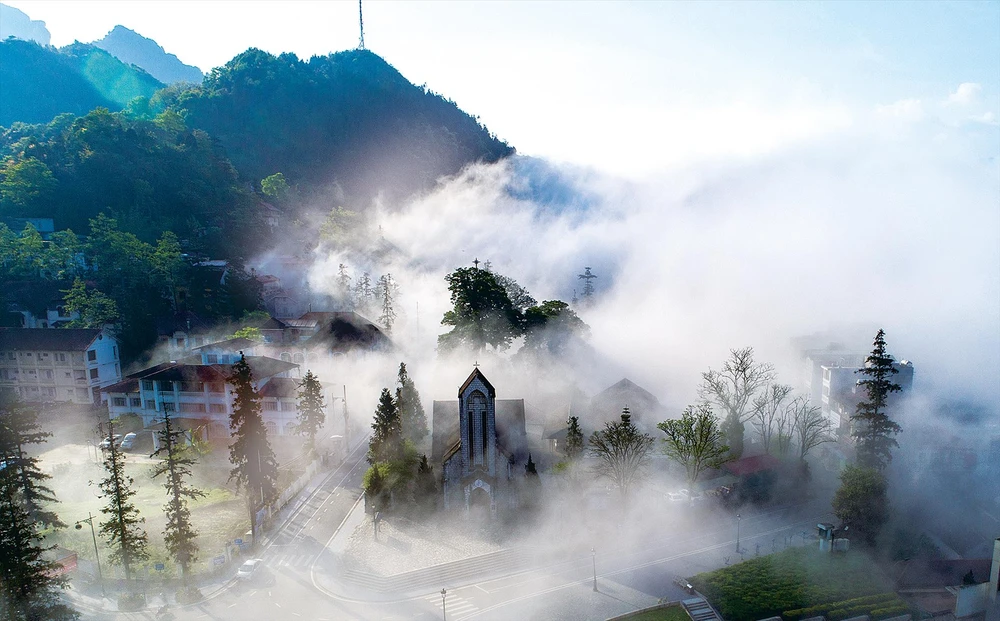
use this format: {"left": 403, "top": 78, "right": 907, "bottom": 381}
{"left": 683, "top": 597, "right": 724, "bottom": 621}
{"left": 342, "top": 547, "right": 534, "bottom": 593}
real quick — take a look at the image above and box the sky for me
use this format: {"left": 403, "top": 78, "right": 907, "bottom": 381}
{"left": 6, "top": 0, "right": 999, "bottom": 176}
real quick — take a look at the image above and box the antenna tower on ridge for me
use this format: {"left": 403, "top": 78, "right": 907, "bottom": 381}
{"left": 358, "top": 0, "right": 366, "bottom": 50}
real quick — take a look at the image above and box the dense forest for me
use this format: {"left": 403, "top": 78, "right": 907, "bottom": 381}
{"left": 0, "top": 40, "right": 514, "bottom": 362}
{"left": 174, "top": 48, "right": 513, "bottom": 201}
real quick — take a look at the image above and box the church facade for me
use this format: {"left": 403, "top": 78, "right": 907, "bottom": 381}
{"left": 431, "top": 368, "right": 528, "bottom": 517}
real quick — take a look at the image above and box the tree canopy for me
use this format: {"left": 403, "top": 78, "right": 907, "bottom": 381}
{"left": 439, "top": 267, "right": 524, "bottom": 353}
{"left": 852, "top": 329, "right": 903, "bottom": 471}
{"left": 658, "top": 404, "right": 732, "bottom": 486}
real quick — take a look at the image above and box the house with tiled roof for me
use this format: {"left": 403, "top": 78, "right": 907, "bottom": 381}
{"left": 0, "top": 327, "right": 121, "bottom": 404}
{"left": 103, "top": 354, "right": 312, "bottom": 440}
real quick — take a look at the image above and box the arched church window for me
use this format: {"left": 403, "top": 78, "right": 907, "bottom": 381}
{"left": 468, "top": 391, "right": 487, "bottom": 466}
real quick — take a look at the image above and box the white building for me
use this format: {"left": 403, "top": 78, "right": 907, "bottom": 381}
{"left": 0, "top": 327, "right": 122, "bottom": 404}
{"left": 103, "top": 354, "right": 316, "bottom": 440}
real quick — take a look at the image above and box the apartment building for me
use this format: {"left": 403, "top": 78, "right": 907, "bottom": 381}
{"left": 0, "top": 328, "right": 122, "bottom": 404}
{"left": 103, "top": 355, "right": 306, "bottom": 440}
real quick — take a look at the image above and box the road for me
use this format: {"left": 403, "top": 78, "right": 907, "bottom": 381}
{"left": 78, "top": 447, "right": 836, "bottom": 621}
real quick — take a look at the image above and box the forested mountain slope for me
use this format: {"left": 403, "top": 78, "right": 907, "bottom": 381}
{"left": 174, "top": 48, "right": 513, "bottom": 203}
{"left": 0, "top": 39, "right": 163, "bottom": 126}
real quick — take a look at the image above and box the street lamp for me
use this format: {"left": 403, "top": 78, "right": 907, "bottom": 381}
{"left": 74, "top": 512, "right": 104, "bottom": 596}
{"left": 592, "top": 547, "right": 598, "bottom": 592}
{"left": 441, "top": 588, "right": 447, "bottom": 620}
{"left": 735, "top": 514, "right": 741, "bottom": 554}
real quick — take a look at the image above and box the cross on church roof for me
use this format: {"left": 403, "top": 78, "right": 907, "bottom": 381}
{"left": 473, "top": 258, "right": 480, "bottom": 269}
{"left": 473, "top": 360, "right": 480, "bottom": 368}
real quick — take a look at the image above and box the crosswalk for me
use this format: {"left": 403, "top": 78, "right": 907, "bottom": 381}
{"left": 425, "top": 592, "right": 479, "bottom": 619}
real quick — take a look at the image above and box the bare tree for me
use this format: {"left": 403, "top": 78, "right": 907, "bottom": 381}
{"left": 699, "top": 347, "right": 775, "bottom": 459}
{"left": 588, "top": 408, "right": 654, "bottom": 504}
{"left": 658, "top": 404, "right": 731, "bottom": 486}
{"left": 750, "top": 384, "right": 793, "bottom": 455}
{"left": 791, "top": 397, "right": 834, "bottom": 462}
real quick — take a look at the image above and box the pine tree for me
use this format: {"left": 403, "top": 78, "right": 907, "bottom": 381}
{"left": 96, "top": 418, "right": 149, "bottom": 583}
{"left": 376, "top": 273, "right": 397, "bottom": 334}
{"left": 565, "top": 415, "right": 584, "bottom": 461}
{"left": 368, "top": 388, "right": 402, "bottom": 464}
{"left": 353, "top": 272, "right": 374, "bottom": 316}
{"left": 337, "top": 264, "right": 352, "bottom": 309}
{"left": 0, "top": 391, "right": 62, "bottom": 528}
{"left": 150, "top": 412, "right": 204, "bottom": 586}
{"left": 851, "top": 329, "right": 903, "bottom": 471}
{"left": 296, "top": 371, "right": 326, "bottom": 458}
{"left": 415, "top": 454, "right": 437, "bottom": 513}
{"left": 0, "top": 391, "right": 77, "bottom": 621}
{"left": 227, "top": 354, "right": 279, "bottom": 544}
{"left": 395, "top": 363, "right": 427, "bottom": 445}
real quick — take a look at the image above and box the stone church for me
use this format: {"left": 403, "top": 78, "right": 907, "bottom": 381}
{"left": 431, "top": 368, "right": 529, "bottom": 516}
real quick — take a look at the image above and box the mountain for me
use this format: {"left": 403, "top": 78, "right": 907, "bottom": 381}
{"left": 93, "top": 25, "right": 203, "bottom": 85}
{"left": 0, "top": 3, "right": 50, "bottom": 45}
{"left": 0, "top": 39, "right": 163, "bottom": 126}
{"left": 174, "top": 48, "right": 513, "bottom": 204}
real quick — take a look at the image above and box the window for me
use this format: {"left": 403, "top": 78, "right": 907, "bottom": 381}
{"left": 179, "top": 381, "right": 204, "bottom": 393}
{"left": 265, "top": 421, "right": 277, "bottom": 436}
{"left": 141, "top": 380, "right": 153, "bottom": 391}
{"left": 209, "top": 403, "right": 226, "bottom": 414}
{"left": 76, "top": 388, "right": 89, "bottom": 400}
{"left": 55, "top": 353, "right": 67, "bottom": 364}
{"left": 176, "top": 338, "right": 185, "bottom": 348}
{"left": 42, "top": 370, "right": 53, "bottom": 380}
{"left": 113, "top": 346, "right": 118, "bottom": 359}
{"left": 292, "top": 353, "right": 304, "bottom": 364}
{"left": 87, "top": 350, "right": 97, "bottom": 362}
{"left": 112, "top": 397, "right": 126, "bottom": 407}
{"left": 74, "top": 370, "right": 86, "bottom": 381}
{"left": 208, "top": 382, "right": 224, "bottom": 393}
{"left": 72, "top": 353, "right": 84, "bottom": 365}
{"left": 89, "top": 368, "right": 99, "bottom": 380}
{"left": 145, "top": 400, "right": 156, "bottom": 410}
{"left": 64, "top": 371, "right": 71, "bottom": 379}
{"left": 130, "top": 397, "right": 141, "bottom": 407}
{"left": 162, "top": 402, "right": 176, "bottom": 412}
{"left": 205, "top": 354, "right": 218, "bottom": 364}
{"left": 280, "top": 353, "right": 291, "bottom": 362}
{"left": 263, "top": 401, "right": 278, "bottom": 411}
{"left": 44, "top": 387, "right": 55, "bottom": 397}
{"left": 179, "top": 403, "right": 206, "bottom": 413}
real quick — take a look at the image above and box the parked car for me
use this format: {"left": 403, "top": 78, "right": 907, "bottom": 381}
{"left": 99, "top": 435, "right": 121, "bottom": 450}
{"left": 667, "top": 489, "right": 690, "bottom": 502}
{"left": 236, "top": 559, "right": 273, "bottom": 585}
{"left": 118, "top": 433, "right": 137, "bottom": 451}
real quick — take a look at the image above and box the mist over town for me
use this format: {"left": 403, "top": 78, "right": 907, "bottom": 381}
{"left": 1, "top": 2, "right": 998, "bottom": 621}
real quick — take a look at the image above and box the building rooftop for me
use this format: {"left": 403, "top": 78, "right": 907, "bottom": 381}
{"left": 0, "top": 328, "right": 104, "bottom": 352}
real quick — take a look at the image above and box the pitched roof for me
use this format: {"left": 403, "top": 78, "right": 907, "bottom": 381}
{"left": 459, "top": 367, "right": 495, "bottom": 399}
{"left": 0, "top": 328, "right": 103, "bottom": 352}
{"left": 115, "top": 356, "right": 296, "bottom": 385}
{"left": 431, "top": 398, "right": 528, "bottom": 464}
{"left": 192, "top": 337, "right": 258, "bottom": 352}
{"left": 300, "top": 312, "right": 391, "bottom": 353}
{"left": 103, "top": 378, "right": 139, "bottom": 394}
{"left": 259, "top": 377, "right": 300, "bottom": 398}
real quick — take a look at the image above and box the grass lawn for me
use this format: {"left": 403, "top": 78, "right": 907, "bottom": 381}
{"left": 625, "top": 605, "right": 691, "bottom": 621}
{"left": 689, "top": 547, "right": 898, "bottom": 621}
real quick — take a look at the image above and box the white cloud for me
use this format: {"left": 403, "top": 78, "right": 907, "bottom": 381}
{"left": 875, "top": 98, "right": 924, "bottom": 121}
{"left": 972, "top": 111, "right": 998, "bottom": 126}
{"left": 947, "top": 82, "right": 983, "bottom": 106}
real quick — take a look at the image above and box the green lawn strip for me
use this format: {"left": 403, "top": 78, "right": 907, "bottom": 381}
{"left": 621, "top": 605, "right": 691, "bottom": 621}
{"left": 689, "top": 548, "right": 895, "bottom": 621}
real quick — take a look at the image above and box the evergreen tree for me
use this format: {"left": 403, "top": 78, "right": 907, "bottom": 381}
{"left": 150, "top": 411, "right": 204, "bottom": 586}
{"left": 851, "top": 329, "right": 903, "bottom": 471}
{"left": 227, "top": 354, "right": 279, "bottom": 544}
{"left": 368, "top": 388, "right": 402, "bottom": 464}
{"left": 0, "top": 391, "right": 77, "bottom": 621}
{"left": 565, "top": 415, "right": 584, "bottom": 461}
{"left": 376, "top": 273, "right": 397, "bottom": 334}
{"left": 415, "top": 454, "right": 436, "bottom": 510}
{"left": 0, "top": 391, "right": 62, "bottom": 528}
{"left": 525, "top": 453, "right": 538, "bottom": 476}
{"left": 296, "top": 370, "right": 326, "bottom": 458}
{"left": 337, "top": 263, "right": 352, "bottom": 308}
{"left": 395, "top": 363, "right": 427, "bottom": 445}
{"left": 353, "top": 272, "right": 374, "bottom": 317}
{"left": 95, "top": 419, "right": 149, "bottom": 583}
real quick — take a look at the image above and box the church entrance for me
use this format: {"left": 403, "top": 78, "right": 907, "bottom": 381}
{"left": 468, "top": 486, "right": 491, "bottom": 520}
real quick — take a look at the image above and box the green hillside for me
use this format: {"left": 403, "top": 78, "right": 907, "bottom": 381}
{"left": 175, "top": 48, "right": 513, "bottom": 202}
{"left": 0, "top": 39, "right": 163, "bottom": 126}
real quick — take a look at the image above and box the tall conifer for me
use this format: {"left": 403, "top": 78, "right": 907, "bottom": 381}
{"left": 851, "top": 329, "right": 903, "bottom": 471}
{"left": 96, "top": 419, "right": 149, "bottom": 583}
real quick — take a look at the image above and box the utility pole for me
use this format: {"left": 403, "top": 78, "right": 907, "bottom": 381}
{"left": 578, "top": 267, "right": 596, "bottom": 300}
{"left": 75, "top": 512, "right": 104, "bottom": 596}
{"left": 358, "top": 0, "right": 365, "bottom": 50}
